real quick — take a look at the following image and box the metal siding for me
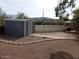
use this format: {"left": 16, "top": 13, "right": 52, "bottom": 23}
{"left": 25, "top": 21, "right": 29, "bottom": 36}
{"left": 5, "top": 19, "right": 34, "bottom": 37}
{"left": 32, "top": 22, "right": 35, "bottom": 33}
{"left": 27, "top": 21, "right": 30, "bottom": 35}
{"left": 28, "top": 20, "right": 33, "bottom": 34}
{"left": 5, "top": 20, "right": 24, "bottom": 37}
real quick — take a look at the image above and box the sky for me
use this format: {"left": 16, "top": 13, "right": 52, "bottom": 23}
{"left": 0, "top": 0, "right": 79, "bottom": 19}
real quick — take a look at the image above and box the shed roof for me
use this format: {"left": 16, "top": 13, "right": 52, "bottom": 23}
{"left": 5, "top": 19, "right": 31, "bottom": 21}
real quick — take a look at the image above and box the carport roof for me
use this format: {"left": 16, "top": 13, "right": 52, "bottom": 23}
{"left": 64, "top": 21, "right": 72, "bottom": 23}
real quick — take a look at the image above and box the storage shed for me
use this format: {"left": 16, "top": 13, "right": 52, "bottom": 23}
{"left": 5, "top": 19, "right": 34, "bottom": 37}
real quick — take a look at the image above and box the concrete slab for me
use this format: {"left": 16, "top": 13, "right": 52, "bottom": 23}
{"left": 31, "top": 32, "right": 78, "bottom": 40}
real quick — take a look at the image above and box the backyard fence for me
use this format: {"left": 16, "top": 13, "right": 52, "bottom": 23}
{"left": 35, "top": 25, "right": 65, "bottom": 32}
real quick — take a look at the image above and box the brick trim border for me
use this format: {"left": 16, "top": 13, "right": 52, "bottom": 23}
{"left": 0, "top": 37, "right": 77, "bottom": 45}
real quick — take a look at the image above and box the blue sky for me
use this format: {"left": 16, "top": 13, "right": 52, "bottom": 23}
{"left": 0, "top": 0, "right": 79, "bottom": 19}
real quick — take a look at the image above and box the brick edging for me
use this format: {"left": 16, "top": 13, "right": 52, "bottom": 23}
{"left": 0, "top": 38, "right": 77, "bottom": 45}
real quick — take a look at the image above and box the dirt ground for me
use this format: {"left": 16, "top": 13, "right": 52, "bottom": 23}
{"left": 0, "top": 40, "right": 79, "bottom": 59}
{"left": 0, "top": 32, "right": 79, "bottom": 59}
{"left": 0, "top": 32, "right": 78, "bottom": 42}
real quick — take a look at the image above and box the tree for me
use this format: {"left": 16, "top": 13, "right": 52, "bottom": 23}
{"left": 16, "top": 13, "right": 29, "bottom": 19}
{"left": 73, "top": 8, "right": 79, "bottom": 23}
{"left": 0, "top": 7, "right": 7, "bottom": 34}
{"left": 72, "top": 8, "right": 79, "bottom": 32}
{"left": 0, "top": 8, "right": 7, "bottom": 27}
{"left": 55, "top": 0, "right": 76, "bottom": 20}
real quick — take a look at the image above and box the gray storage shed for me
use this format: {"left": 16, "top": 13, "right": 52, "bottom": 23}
{"left": 5, "top": 19, "right": 34, "bottom": 37}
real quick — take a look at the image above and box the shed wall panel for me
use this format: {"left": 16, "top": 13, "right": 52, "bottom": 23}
{"left": 5, "top": 19, "right": 34, "bottom": 37}
{"left": 5, "top": 21, "right": 24, "bottom": 37}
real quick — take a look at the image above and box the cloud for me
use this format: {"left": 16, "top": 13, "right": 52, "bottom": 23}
{"left": 0, "top": 0, "right": 58, "bottom": 18}
{"left": 35, "top": 0, "right": 58, "bottom": 9}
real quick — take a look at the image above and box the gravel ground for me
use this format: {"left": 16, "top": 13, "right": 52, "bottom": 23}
{"left": 0, "top": 40, "right": 79, "bottom": 59}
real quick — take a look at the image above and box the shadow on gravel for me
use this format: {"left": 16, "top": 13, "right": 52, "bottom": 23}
{"left": 0, "top": 35, "right": 23, "bottom": 41}
{"left": 49, "top": 51, "right": 74, "bottom": 59}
